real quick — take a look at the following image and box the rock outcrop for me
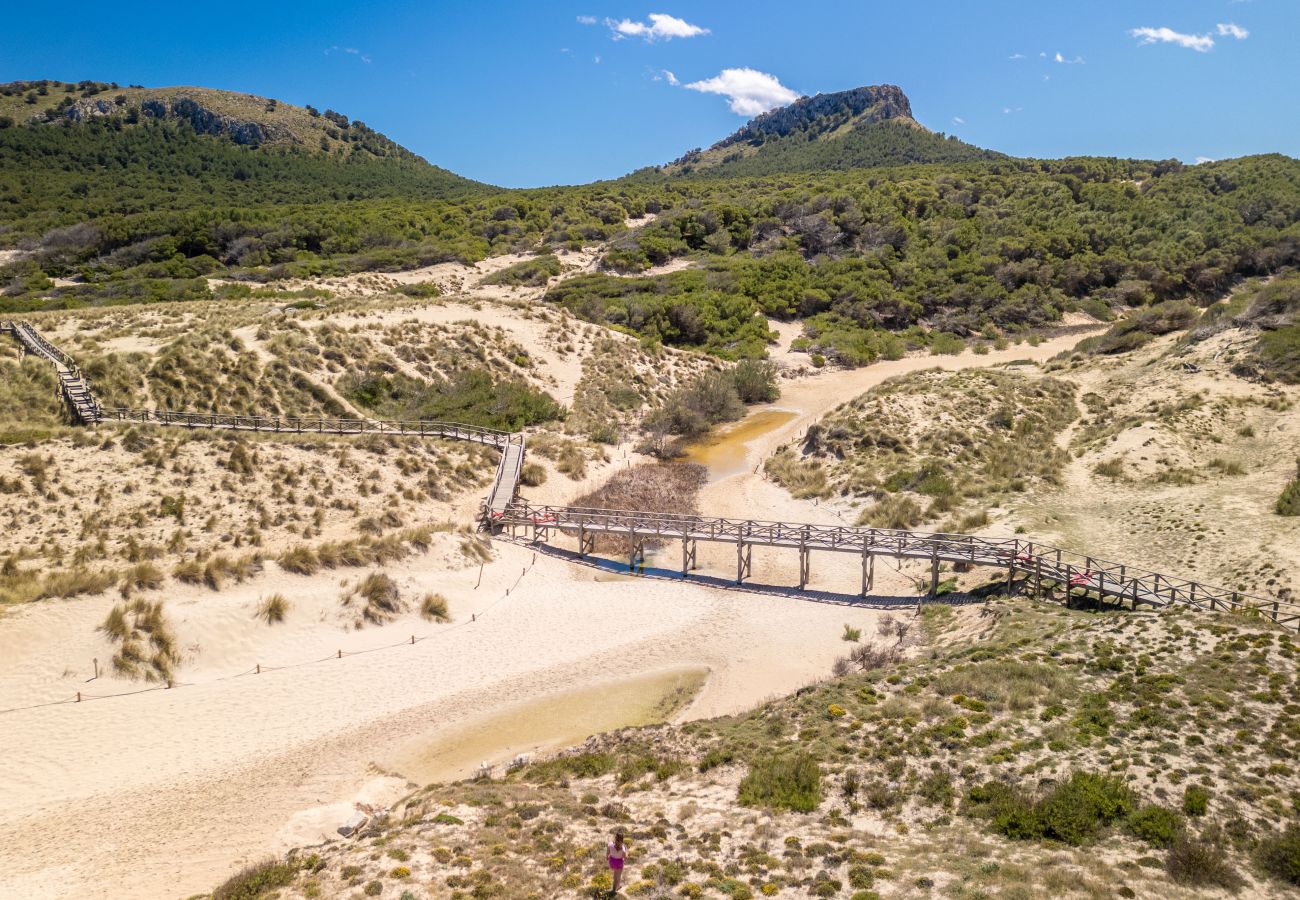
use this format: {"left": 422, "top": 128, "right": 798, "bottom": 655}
{"left": 139, "top": 96, "right": 293, "bottom": 145}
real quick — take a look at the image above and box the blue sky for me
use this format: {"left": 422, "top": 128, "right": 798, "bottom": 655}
{"left": 2, "top": 1, "right": 1296, "bottom": 187}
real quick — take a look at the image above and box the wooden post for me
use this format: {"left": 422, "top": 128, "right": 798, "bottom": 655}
{"left": 1064, "top": 565, "right": 1074, "bottom": 609}
{"left": 736, "top": 539, "right": 750, "bottom": 585}
{"left": 337, "top": 649, "right": 342, "bottom": 659}
{"left": 578, "top": 523, "right": 587, "bottom": 559}
{"left": 799, "top": 543, "right": 809, "bottom": 591}
{"left": 76, "top": 691, "right": 81, "bottom": 702}
{"left": 92, "top": 658, "right": 99, "bottom": 680}
{"left": 928, "top": 553, "right": 939, "bottom": 601}
{"left": 255, "top": 663, "right": 260, "bottom": 675}
{"left": 861, "top": 551, "right": 874, "bottom": 597}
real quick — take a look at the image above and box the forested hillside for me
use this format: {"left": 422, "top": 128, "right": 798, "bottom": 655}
{"left": 560, "top": 154, "right": 1300, "bottom": 360}
{"left": 2, "top": 80, "right": 1299, "bottom": 373}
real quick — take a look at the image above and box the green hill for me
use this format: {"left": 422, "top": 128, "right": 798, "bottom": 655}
{"left": 632, "top": 84, "right": 1000, "bottom": 179}
{"left": 0, "top": 79, "right": 484, "bottom": 237}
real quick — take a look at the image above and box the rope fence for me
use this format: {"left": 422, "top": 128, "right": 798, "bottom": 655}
{"left": 0, "top": 556, "right": 539, "bottom": 717}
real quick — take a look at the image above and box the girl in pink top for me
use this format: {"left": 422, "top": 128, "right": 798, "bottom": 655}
{"left": 606, "top": 829, "right": 627, "bottom": 894}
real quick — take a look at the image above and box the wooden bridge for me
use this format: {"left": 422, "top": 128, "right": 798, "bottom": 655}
{"left": 4, "top": 319, "right": 1297, "bottom": 632}
{"left": 488, "top": 502, "right": 1299, "bottom": 629}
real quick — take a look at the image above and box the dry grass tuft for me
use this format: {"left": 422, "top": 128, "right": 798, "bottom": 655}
{"left": 255, "top": 593, "right": 289, "bottom": 625}
{"left": 420, "top": 592, "right": 450, "bottom": 623}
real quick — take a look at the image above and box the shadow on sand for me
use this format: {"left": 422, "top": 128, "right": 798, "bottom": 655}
{"left": 505, "top": 537, "right": 991, "bottom": 611}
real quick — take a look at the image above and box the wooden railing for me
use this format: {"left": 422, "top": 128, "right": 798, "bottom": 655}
{"left": 491, "top": 502, "right": 1300, "bottom": 632}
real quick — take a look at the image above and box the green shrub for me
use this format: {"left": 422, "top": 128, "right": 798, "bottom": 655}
{"left": 1166, "top": 838, "right": 1240, "bottom": 889}
{"left": 737, "top": 752, "right": 822, "bottom": 812}
{"left": 1257, "top": 824, "right": 1300, "bottom": 886}
{"left": 395, "top": 282, "right": 440, "bottom": 298}
{"left": 342, "top": 368, "right": 563, "bottom": 431}
{"left": 1256, "top": 324, "right": 1300, "bottom": 383}
{"left": 1277, "top": 460, "right": 1300, "bottom": 516}
{"left": 731, "top": 358, "right": 780, "bottom": 403}
{"left": 482, "top": 253, "right": 562, "bottom": 287}
{"left": 1182, "top": 785, "right": 1209, "bottom": 817}
{"left": 965, "top": 771, "right": 1132, "bottom": 846}
{"left": 211, "top": 858, "right": 295, "bottom": 900}
{"left": 1127, "top": 805, "right": 1183, "bottom": 848}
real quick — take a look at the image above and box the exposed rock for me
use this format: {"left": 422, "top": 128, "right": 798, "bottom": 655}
{"left": 137, "top": 95, "right": 295, "bottom": 145}
{"left": 62, "top": 98, "right": 116, "bottom": 122}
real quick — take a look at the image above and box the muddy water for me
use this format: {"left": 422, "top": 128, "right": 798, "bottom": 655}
{"left": 390, "top": 667, "right": 707, "bottom": 784}
{"left": 682, "top": 409, "right": 799, "bottom": 481}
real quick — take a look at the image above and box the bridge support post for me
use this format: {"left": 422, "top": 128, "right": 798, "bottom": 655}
{"left": 627, "top": 530, "right": 643, "bottom": 574}
{"left": 1064, "top": 565, "right": 1075, "bottom": 609}
{"left": 798, "top": 544, "right": 809, "bottom": 591}
{"left": 928, "top": 554, "right": 939, "bottom": 601}
{"left": 736, "top": 540, "right": 751, "bottom": 585}
{"left": 681, "top": 536, "right": 696, "bottom": 578}
{"left": 577, "top": 524, "right": 594, "bottom": 559}
{"left": 861, "top": 551, "right": 874, "bottom": 597}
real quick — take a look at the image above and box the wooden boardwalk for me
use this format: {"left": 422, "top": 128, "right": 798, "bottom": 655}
{"left": 490, "top": 502, "right": 1299, "bottom": 629}
{"left": 3, "top": 320, "right": 101, "bottom": 423}
{"left": 4, "top": 319, "right": 1297, "bottom": 632}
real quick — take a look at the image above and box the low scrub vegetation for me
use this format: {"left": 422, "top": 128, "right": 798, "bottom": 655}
{"left": 1278, "top": 458, "right": 1300, "bottom": 516}
{"left": 419, "top": 592, "right": 450, "bottom": 622}
{"left": 342, "top": 368, "right": 563, "bottom": 431}
{"left": 737, "top": 752, "right": 823, "bottom": 812}
{"left": 769, "top": 368, "right": 1076, "bottom": 529}
{"left": 481, "top": 253, "right": 562, "bottom": 287}
{"left": 99, "top": 598, "right": 179, "bottom": 683}
{"left": 255, "top": 593, "right": 289, "bottom": 624}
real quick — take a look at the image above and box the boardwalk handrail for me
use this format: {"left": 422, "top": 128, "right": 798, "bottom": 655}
{"left": 494, "top": 501, "right": 1300, "bottom": 631}
{"left": 5, "top": 318, "right": 1297, "bottom": 633}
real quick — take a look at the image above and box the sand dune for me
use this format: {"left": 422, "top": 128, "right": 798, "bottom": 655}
{"left": 0, "top": 315, "right": 1101, "bottom": 899}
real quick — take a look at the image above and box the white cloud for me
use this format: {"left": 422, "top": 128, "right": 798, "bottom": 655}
{"left": 607, "top": 13, "right": 709, "bottom": 41}
{"left": 325, "top": 45, "right": 372, "bottom": 64}
{"left": 1195, "top": 156, "right": 1215, "bottom": 164}
{"left": 952, "top": 116, "right": 965, "bottom": 125}
{"left": 684, "top": 68, "right": 798, "bottom": 116}
{"left": 1054, "top": 52, "right": 1084, "bottom": 64}
{"left": 576, "top": 15, "right": 597, "bottom": 25}
{"left": 1216, "top": 22, "right": 1249, "bottom": 39}
{"left": 1002, "top": 106, "right": 1022, "bottom": 115}
{"left": 594, "top": 55, "right": 601, "bottom": 64}
{"left": 1008, "top": 53, "right": 1026, "bottom": 60}
{"left": 653, "top": 69, "right": 679, "bottom": 86}
{"left": 1130, "top": 26, "right": 1215, "bottom": 52}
